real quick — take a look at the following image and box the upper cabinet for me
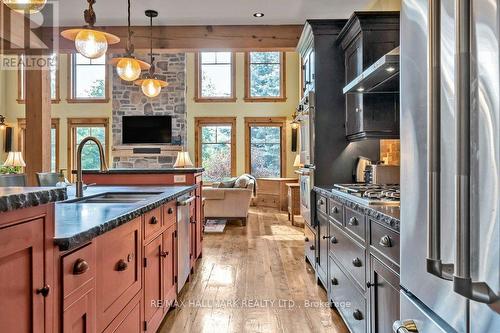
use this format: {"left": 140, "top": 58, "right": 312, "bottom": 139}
{"left": 338, "top": 12, "right": 400, "bottom": 141}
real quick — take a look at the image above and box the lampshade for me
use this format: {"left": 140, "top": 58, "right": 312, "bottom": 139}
{"left": 173, "top": 152, "right": 193, "bottom": 168}
{"left": 3, "top": 151, "right": 26, "bottom": 167}
{"left": 293, "top": 154, "right": 302, "bottom": 168}
{"left": 2, "top": 0, "right": 47, "bottom": 14}
{"left": 110, "top": 57, "right": 150, "bottom": 82}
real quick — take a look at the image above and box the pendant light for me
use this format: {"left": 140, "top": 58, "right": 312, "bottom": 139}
{"left": 109, "top": 0, "right": 150, "bottom": 81}
{"left": 134, "top": 10, "right": 168, "bottom": 98}
{"left": 61, "top": 0, "right": 120, "bottom": 59}
{"left": 2, "top": 0, "right": 46, "bottom": 14}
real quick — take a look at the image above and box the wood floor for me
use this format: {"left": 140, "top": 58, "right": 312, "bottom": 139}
{"left": 158, "top": 207, "right": 348, "bottom": 333}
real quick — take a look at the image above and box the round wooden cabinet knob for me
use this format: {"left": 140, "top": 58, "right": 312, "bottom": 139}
{"left": 167, "top": 207, "right": 174, "bottom": 214}
{"left": 304, "top": 237, "right": 309, "bottom": 242}
{"left": 317, "top": 199, "right": 324, "bottom": 206}
{"left": 352, "top": 257, "right": 362, "bottom": 267}
{"left": 150, "top": 216, "right": 158, "bottom": 225}
{"left": 116, "top": 259, "right": 128, "bottom": 272}
{"left": 331, "top": 236, "right": 338, "bottom": 244}
{"left": 73, "top": 258, "right": 89, "bottom": 275}
{"left": 353, "top": 309, "right": 363, "bottom": 321}
{"left": 348, "top": 217, "right": 358, "bottom": 226}
{"left": 160, "top": 251, "right": 169, "bottom": 257}
{"left": 331, "top": 278, "right": 339, "bottom": 286}
{"left": 332, "top": 207, "right": 339, "bottom": 214}
{"left": 36, "top": 284, "right": 50, "bottom": 297}
{"left": 379, "top": 235, "right": 393, "bottom": 248}
{"left": 309, "top": 245, "right": 315, "bottom": 251}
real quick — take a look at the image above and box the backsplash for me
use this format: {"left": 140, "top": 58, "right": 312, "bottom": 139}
{"left": 111, "top": 53, "right": 186, "bottom": 169}
{"left": 380, "top": 139, "right": 400, "bottom": 165}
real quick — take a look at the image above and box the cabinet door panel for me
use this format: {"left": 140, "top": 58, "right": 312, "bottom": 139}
{"left": 0, "top": 219, "right": 45, "bottom": 333}
{"left": 63, "top": 286, "right": 96, "bottom": 333}
{"left": 102, "top": 295, "right": 142, "bottom": 333}
{"left": 163, "top": 226, "right": 177, "bottom": 309}
{"left": 144, "top": 235, "right": 163, "bottom": 332}
{"left": 317, "top": 211, "right": 329, "bottom": 284}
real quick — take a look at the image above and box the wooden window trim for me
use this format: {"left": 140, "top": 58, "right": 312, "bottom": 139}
{"left": 244, "top": 52, "right": 287, "bottom": 103}
{"left": 244, "top": 117, "right": 287, "bottom": 177}
{"left": 194, "top": 117, "right": 237, "bottom": 178}
{"left": 67, "top": 118, "right": 110, "bottom": 177}
{"left": 17, "top": 54, "right": 61, "bottom": 104}
{"left": 17, "top": 118, "right": 60, "bottom": 172}
{"left": 194, "top": 52, "right": 236, "bottom": 103}
{"left": 67, "top": 54, "right": 110, "bottom": 103}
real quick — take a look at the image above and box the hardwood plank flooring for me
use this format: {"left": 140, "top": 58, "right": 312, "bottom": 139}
{"left": 158, "top": 207, "right": 348, "bottom": 333}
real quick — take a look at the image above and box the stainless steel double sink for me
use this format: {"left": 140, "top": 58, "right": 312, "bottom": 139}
{"left": 64, "top": 192, "right": 161, "bottom": 204}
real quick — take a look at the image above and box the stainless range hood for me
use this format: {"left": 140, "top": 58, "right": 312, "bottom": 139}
{"left": 343, "top": 47, "right": 399, "bottom": 94}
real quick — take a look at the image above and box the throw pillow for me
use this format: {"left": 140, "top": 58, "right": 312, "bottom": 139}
{"left": 234, "top": 175, "right": 250, "bottom": 188}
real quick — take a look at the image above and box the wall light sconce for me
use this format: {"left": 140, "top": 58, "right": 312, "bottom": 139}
{"left": 0, "top": 115, "right": 6, "bottom": 130}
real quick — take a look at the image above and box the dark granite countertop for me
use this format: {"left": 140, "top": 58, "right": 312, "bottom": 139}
{"left": 0, "top": 187, "right": 67, "bottom": 213}
{"left": 55, "top": 185, "right": 196, "bottom": 251}
{"left": 313, "top": 185, "right": 400, "bottom": 232}
{"left": 75, "top": 168, "right": 204, "bottom": 174}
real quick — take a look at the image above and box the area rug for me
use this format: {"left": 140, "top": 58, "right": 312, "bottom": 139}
{"left": 204, "top": 219, "right": 227, "bottom": 233}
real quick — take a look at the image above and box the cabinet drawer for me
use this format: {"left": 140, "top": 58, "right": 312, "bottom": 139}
{"left": 62, "top": 242, "right": 96, "bottom": 299}
{"left": 329, "top": 222, "right": 366, "bottom": 290}
{"left": 163, "top": 200, "right": 177, "bottom": 229}
{"left": 304, "top": 224, "right": 316, "bottom": 267}
{"left": 345, "top": 207, "right": 366, "bottom": 242}
{"left": 370, "top": 220, "right": 400, "bottom": 265}
{"left": 254, "top": 194, "right": 280, "bottom": 208}
{"left": 329, "top": 256, "right": 367, "bottom": 333}
{"left": 328, "top": 198, "right": 343, "bottom": 225}
{"left": 96, "top": 218, "right": 142, "bottom": 331}
{"left": 316, "top": 195, "right": 327, "bottom": 215}
{"left": 144, "top": 207, "right": 162, "bottom": 240}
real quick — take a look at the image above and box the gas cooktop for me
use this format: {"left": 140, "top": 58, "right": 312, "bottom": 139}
{"left": 333, "top": 184, "right": 400, "bottom": 206}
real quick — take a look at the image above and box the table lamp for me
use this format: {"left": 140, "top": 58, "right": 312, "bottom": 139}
{"left": 3, "top": 151, "right": 26, "bottom": 173}
{"left": 173, "top": 151, "right": 193, "bottom": 168}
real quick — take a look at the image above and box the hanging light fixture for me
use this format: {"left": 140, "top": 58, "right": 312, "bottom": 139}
{"left": 61, "top": 0, "right": 120, "bottom": 59}
{"left": 134, "top": 10, "right": 168, "bottom": 98}
{"left": 2, "top": 0, "right": 47, "bottom": 14}
{"left": 109, "top": 0, "right": 150, "bottom": 81}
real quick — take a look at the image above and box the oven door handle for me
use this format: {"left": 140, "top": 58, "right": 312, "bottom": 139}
{"left": 177, "top": 196, "right": 196, "bottom": 206}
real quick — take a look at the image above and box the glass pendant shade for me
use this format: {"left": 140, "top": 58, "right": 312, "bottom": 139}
{"left": 141, "top": 79, "right": 162, "bottom": 98}
{"left": 3, "top": 0, "right": 47, "bottom": 14}
{"left": 75, "top": 29, "right": 108, "bottom": 59}
{"left": 116, "top": 58, "right": 142, "bottom": 81}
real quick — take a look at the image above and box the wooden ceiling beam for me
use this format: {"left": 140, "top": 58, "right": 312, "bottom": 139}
{"left": 33, "top": 25, "right": 303, "bottom": 52}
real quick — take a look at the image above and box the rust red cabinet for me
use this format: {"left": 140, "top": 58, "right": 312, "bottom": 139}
{"left": 63, "top": 286, "right": 96, "bottom": 333}
{"left": 0, "top": 205, "right": 55, "bottom": 333}
{"left": 143, "top": 234, "right": 164, "bottom": 333}
{"left": 163, "top": 225, "right": 177, "bottom": 309}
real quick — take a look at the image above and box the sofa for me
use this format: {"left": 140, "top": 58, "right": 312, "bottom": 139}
{"left": 203, "top": 175, "right": 255, "bottom": 226}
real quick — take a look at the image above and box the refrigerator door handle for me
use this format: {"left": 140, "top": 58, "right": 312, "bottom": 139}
{"left": 452, "top": 0, "right": 500, "bottom": 305}
{"left": 426, "top": 0, "right": 454, "bottom": 281}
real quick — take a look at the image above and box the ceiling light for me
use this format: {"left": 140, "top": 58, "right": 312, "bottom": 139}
{"left": 253, "top": 13, "right": 264, "bottom": 18}
{"left": 110, "top": 0, "right": 150, "bottom": 81}
{"left": 2, "top": 0, "right": 47, "bottom": 14}
{"left": 386, "top": 66, "right": 396, "bottom": 73}
{"left": 61, "top": 0, "right": 120, "bottom": 59}
{"left": 134, "top": 10, "right": 168, "bottom": 98}
{"left": 357, "top": 87, "right": 365, "bottom": 92}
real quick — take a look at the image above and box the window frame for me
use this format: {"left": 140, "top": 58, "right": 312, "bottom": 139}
{"left": 244, "top": 117, "right": 287, "bottom": 178}
{"left": 67, "top": 53, "right": 109, "bottom": 103}
{"left": 194, "top": 117, "right": 237, "bottom": 180}
{"left": 17, "top": 118, "right": 60, "bottom": 172}
{"left": 17, "top": 54, "right": 60, "bottom": 103}
{"left": 67, "top": 118, "right": 110, "bottom": 177}
{"left": 244, "top": 51, "right": 287, "bottom": 103}
{"left": 194, "top": 52, "right": 236, "bottom": 103}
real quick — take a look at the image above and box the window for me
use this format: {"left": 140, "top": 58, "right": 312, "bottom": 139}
{"left": 18, "top": 53, "right": 59, "bottom": 102}
{"left": 67, "top": 118, "right": 109, "bottom": 174}
{"left": 195, "top": 117, "right": 236, "bottom": 182}
{"left": 245, "top": 117, "right": 286, "bottom": 178}
{"left": 69, "top": 53, "right": 108, "bottom": 102}
{"left": 195, "top": 52, "right": 235, "bottom": 102}
{"left": 245, "top": 51, "right": 286, "bottom": 102}
{"left": 17, "top": 118, "right": 60, "bottom": 172}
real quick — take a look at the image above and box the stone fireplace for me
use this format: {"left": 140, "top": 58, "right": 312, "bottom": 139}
{"left": 111, "top": 53, "right": 186, "bottom": 169}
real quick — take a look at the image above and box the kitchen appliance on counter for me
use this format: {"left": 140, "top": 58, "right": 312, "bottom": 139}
{"left": 365, "top": 164, "right": 400, "bottom": 185}
{"left": 333, "top": 183, "right": 400, "bottom": 206}
{"left": 396, "top": 0, "right": 499, "bottom": 332}
{"left": 353, "top": 156, "right": 372, "bottom": 183}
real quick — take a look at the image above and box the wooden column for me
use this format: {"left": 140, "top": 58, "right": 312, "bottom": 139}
{"left": 25, "top": 54, "right": 51, "bottom": 186}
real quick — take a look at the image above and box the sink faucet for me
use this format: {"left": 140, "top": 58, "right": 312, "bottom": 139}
{"left": 76, "top": 136, "right": 108, "bottom": 198}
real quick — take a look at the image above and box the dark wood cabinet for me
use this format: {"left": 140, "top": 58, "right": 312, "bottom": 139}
{"left": 338, "top": 12, "right": 400, "bottom": 141}
{"left": 368, "top": 255, "right": 400, "bottom": 333}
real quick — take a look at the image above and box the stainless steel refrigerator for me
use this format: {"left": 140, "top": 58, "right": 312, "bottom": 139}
{"left": 397, "top": 0, "right": 499, "bottom": 332}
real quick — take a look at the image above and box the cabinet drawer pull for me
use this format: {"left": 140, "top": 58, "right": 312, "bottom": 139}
{"left": 331, "top": 206, "right": 339, "bottom": 214}
{"left": 304, "top": 237, "right": 309, "bottom": 242}
{"left": 317, "top": 199, "right": 324, "bottom": 206}
{"left": 353, "top": 309, "right": 363, "bottom": 321}
{"left": 72, "top": 258, "right": 89, "bottom": 275}
{"left": 379, "top": 235, "right": 392, "bottom": 248}
{"left": 348, "top": 217, "right": 358, "bottom": 226}
{"left": 160, "top": 251, "right": 169, "bottom": 258}
{"left": 150, "top": 216, "right": 159, "bottom": 225}
{"left": 309, "top": 245, "right": 315, "bottom": 251}
{"left": 331, "top": 236, "right": 338, "bottom": 244}
{"left": 36, "top": 284, "right": 50, "bottom": 297}
{"left": 116, "top": 259, "right": 128, "bottom": 271}
{"left": 331, "top": 278, "right": 339, "bottom": 286}
{"left": 167, "top": 207, "right": 174, "bottom": 214}
{"left": 352, "top": 257, "right": 362, "bottom": 267}
{"left": 322, "top": 235, "right": 331, "bottom": 240}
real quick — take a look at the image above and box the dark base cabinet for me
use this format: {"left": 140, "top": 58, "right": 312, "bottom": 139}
{"left": 304, "top": 224, "right": 317, "bottom": 267}
{"left": 316, "top": 202, "right": 329, "bottom": 288}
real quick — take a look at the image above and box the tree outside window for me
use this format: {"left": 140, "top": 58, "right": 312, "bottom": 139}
{"left": 250, "top": 126, "right": 282, "bottom": 178}
{"left": 74, "top": 126, "right": 106, "bottom": 170}
{"left": 200, "top": 125, "right": 232, "bottom": 181}
{"left": 196, "top": 52, "right": 235, "bottom": 101}
{"left": 247, "top": 52, "right": 285, "bottom": 100}
{"left": 72, "top": 53, "right": 107, "bottom": 100}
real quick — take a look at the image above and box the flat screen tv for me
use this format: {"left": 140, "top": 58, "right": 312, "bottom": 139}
{"left": 122, "top": 116, "right": 172, "bottom": 144}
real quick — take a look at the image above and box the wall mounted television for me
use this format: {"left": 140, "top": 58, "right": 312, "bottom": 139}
{"left": 122, "top": 116, "right": 172, "bottom": 144}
